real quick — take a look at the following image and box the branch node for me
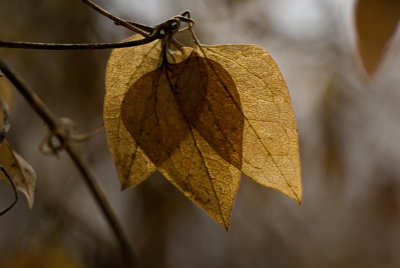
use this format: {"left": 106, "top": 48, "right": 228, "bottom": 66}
{"left": 39, "top": 117, "right": 103, "bottom": 156}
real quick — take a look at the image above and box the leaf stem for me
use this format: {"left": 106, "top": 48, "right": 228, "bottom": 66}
{"left": 0, "top": 58, "right": 137, "bottom": 267}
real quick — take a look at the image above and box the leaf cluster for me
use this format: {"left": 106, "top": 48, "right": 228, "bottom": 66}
{"left": 104, "top": 35, "right": 302, "bottom": 228}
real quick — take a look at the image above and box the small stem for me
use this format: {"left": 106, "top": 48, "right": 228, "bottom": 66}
{"left": 80, "top": 0, "right": 186, "bottom": 49}
{"left": 0, "top": 58, "right": 137, "bottom": 267}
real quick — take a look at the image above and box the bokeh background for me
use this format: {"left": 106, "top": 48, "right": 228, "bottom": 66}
{"left": 1, "top": 0, "right": 400, "bottom": 267}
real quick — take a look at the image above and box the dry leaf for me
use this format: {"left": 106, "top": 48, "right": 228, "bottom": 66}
{"left": 121, "top": 54, "right": 244, "bottom": 168}
{"left": 0, "top": 140, "right": 36, "bottom": 208}
{"left": 355, "top": 0, "right": 400, "bottom": 75}
{"left": 1, "top": 76, "right": 13, "bottom": 143}
{"left": 104, "top": 35, "right": 301, "bottom": 228}
{"left": 104, "top": 35, "right": 158, "bottom": 190}
{"left": 0, "top": 75, "right": 14, "bottom": 108}
{"left": 195, "top": 45, "right": 301, "bottom": 202}
{"left": 120, "top": 51, "right": 242, "bottom": 227}
{"left": 0, "top": 83, "right": 35, "bottom": 210}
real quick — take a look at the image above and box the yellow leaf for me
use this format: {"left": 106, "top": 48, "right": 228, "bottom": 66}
{"left": 104, "top": 34, "right": 302, "bottom": 228}
{"left": 0, "top": 140, "right": 36, "bottom": 208}
{"left": 355, "top": 0, "right": 400, "bottom": 75}
{"left": 120, "top": 50, "right": 241, "bottom": 228}
{"left": 196, "top": 44, "right": 302, "bottom": 202}
{"left": 104, "top": 35, "right": 158, "bottom": 189}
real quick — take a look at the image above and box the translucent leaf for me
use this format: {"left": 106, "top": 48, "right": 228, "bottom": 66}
{"left": 104, "top": 35, "right": 302, "bottom": 228}
{"left": 104, "top": 35, "right": 158, "bottom": 189}
{"left": 196, "top": 44, "right": 302, "bottom": 202}
{"left": 121, "top": 54, "right": 244, "bottom": 168}
{"left": 120, "top": 52, "right": 241, "bottom": 228}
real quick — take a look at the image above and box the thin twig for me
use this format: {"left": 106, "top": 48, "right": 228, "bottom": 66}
{"left": 0, "top": 58, "right": 137, "bottom": 267}
{"left": 0, "top": 0, "right": 157, "bottom": 50}
{"left": 0, "top": 0, "right": 188, "bottom": 51}
{"left": 0, "top": 38, "right": 155, "bottom": 50}
{"left": 81, "top": 0, "right": 184, "bottom": 48}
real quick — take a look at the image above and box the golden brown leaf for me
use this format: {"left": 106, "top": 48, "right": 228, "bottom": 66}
{"left": 104, "top": 35, "right": 302, "bottom": 228}
{"left": 120, "top": 52, "right": 243, "bottom": 227}
{"left": 355, "top": 0, "right": 400, "bottom": 75}
{"left": 106, "top": 36, "right": 240, "bottom": 227}
{"left": 104, "top": 35, "right": 158, "bottom": 189}
{"left": 0, "top": 140, "right": 36, "bottom": 208}
{"left": 196, "top": 44, "right": 301, "bottom": 202}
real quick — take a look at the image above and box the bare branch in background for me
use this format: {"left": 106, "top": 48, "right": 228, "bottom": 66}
{"left": 0, "top": 58, "right": 137, "bottom": 267}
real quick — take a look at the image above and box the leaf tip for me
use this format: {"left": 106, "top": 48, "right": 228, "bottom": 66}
{"left": 288, "top": 186, "right": 302, "bottom": 205}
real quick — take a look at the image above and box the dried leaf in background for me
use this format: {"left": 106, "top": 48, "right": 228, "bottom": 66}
{"left": 0, "top": 101, "right": 10, "bottom": 144}
{"left": 0, "top": 140, "right": 36, "bottom": 208}
{"left": 0, "top": 80, "right": 35, "bottom": 209}
{"left": 0, "top": 75, "right": 14, "bottom": 108}
{"left": 104, "top": 35, "right": 301, "bottom": 228}
{"left": 0, "top": 76, "right": 13, "bottom": 140}
{"left": 355, "top": 0, "right": 400, "bottom": 75}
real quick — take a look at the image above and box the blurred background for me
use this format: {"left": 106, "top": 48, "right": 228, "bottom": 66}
{"left": 0, "top": 0, "right": 400, "bottom": 267}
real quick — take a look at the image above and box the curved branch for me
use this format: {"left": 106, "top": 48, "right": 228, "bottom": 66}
{"left": 0, "top": 58, "right": 137, "bottom": 267}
